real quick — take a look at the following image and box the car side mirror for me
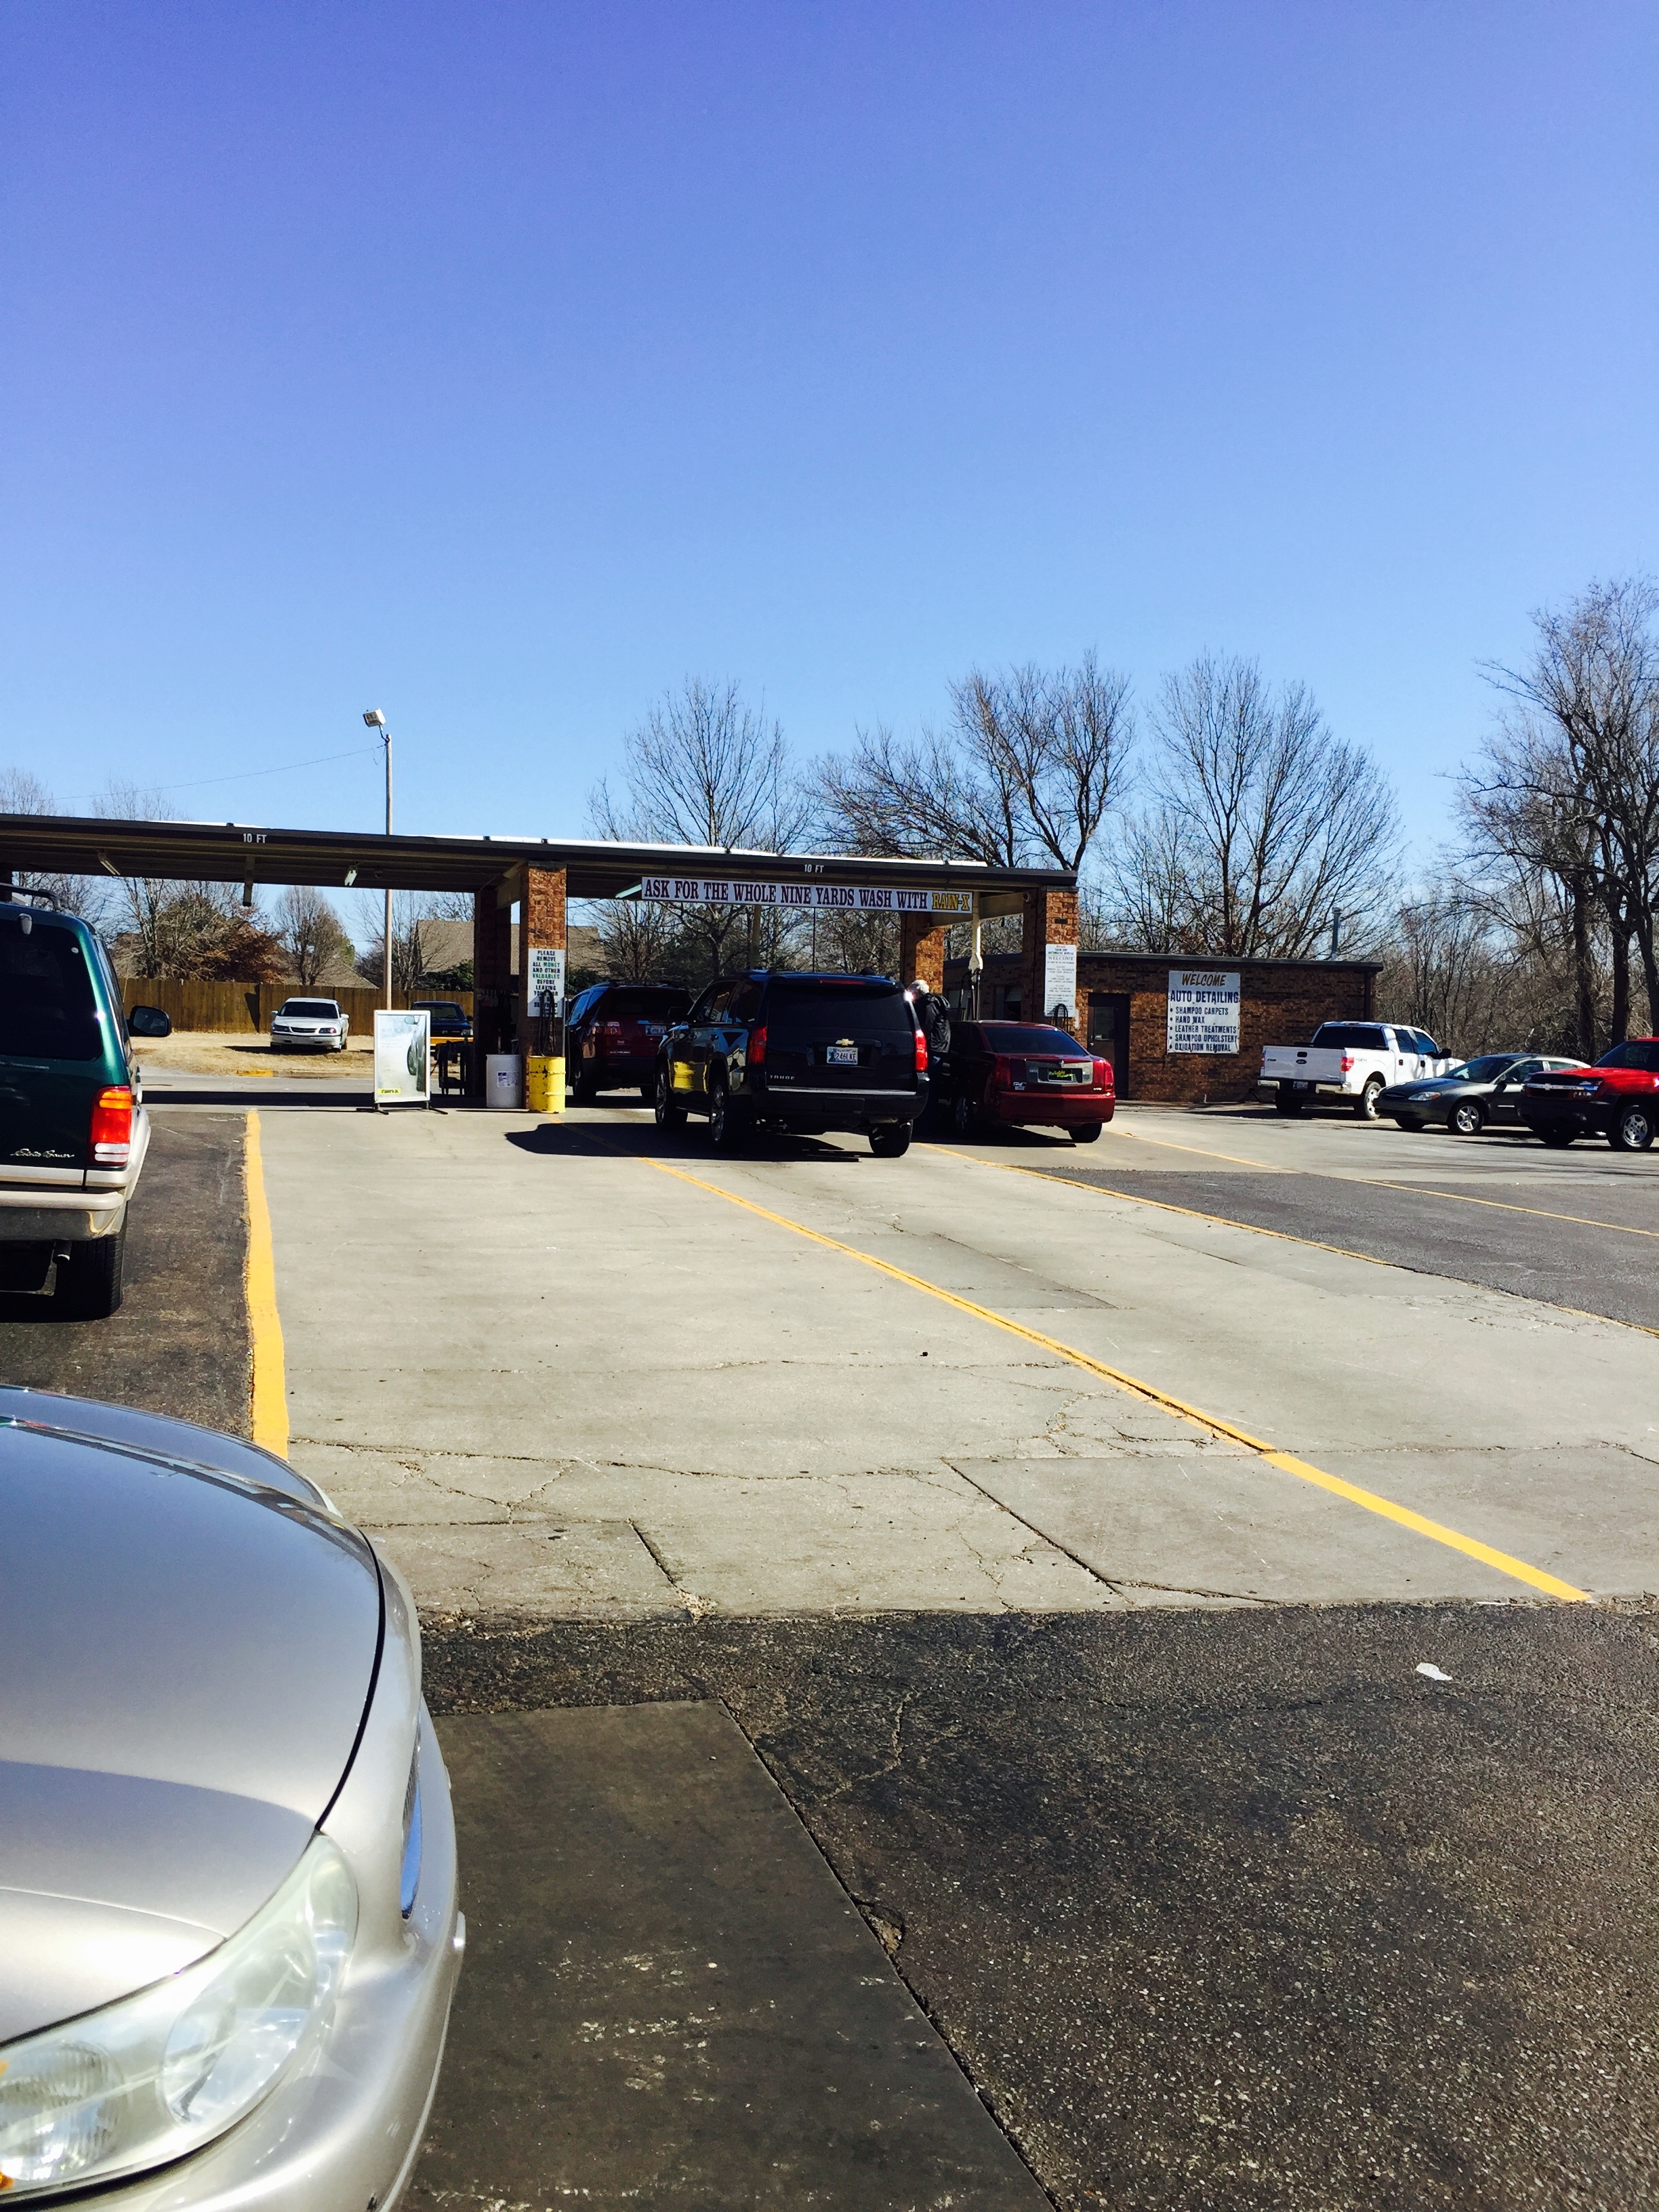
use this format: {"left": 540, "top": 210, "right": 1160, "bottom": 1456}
{"left": 128, "top": 1004, "right": 172, "bottom": 1038}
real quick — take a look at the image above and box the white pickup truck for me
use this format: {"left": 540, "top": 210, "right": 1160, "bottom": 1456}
{"left": 1260, "top": 1021, "right": 1452, "bottom": 1120}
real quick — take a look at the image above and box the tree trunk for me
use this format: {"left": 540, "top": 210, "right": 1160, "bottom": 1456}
{"left": 1571, "top": 878, "right": 1598, "bottom": 1058}
{"left": 1610, "top": 928, "right": 1631, "bottom": 1045}
{"left": 1633, "top": 907, "right": 1659, "bottom": 1037}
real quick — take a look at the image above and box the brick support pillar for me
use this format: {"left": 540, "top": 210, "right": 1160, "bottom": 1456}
{"left": 899, "top": 913, "right": 947, "bottom": 994}
{"left": 471, "top": 884, "right": 513, "bottom": 1094}
{"left": 1020, "top": 887, "right": 1080, "bottom": 1026}
{"left": 516, "top": 865, "right": 568, "bottom": 1052}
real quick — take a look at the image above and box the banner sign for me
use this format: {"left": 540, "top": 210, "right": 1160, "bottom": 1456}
{"left": 1166, "top": 968, "right": 1242, "bottom": 1055}
{"left": 373, "top": 1008, "right": 432, "bottom": 1106}
{"left": 633, "top": 876, "right": 975, "bottom": 917}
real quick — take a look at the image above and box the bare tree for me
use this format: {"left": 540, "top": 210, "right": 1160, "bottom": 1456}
{"left": 0, "top": 768, "right": 104, "bottom": 920}
{"left": 1110, "top": 655, "right": 1399, "bottom": 957}
{"left": 817, "top": 653, "right": 1132, "bottom": 870}
{"left": 355, "top": 891, "right": 427, "bottom": 1000}
{"left": 276, "top": 885, "right": 354, "bottom": 987}
{"left": 590, "top": 678, "right": 810, "bottom": 981}
{"left": 1471, "top": 579, "right": 1659, "bottom": 1048}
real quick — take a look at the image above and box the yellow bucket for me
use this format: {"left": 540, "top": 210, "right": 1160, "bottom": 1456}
{"left": 525, "top": 1054, "right": 564, "bottom": 1115}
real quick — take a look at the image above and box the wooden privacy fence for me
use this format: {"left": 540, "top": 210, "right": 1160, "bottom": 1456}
{"left": 121, "top": 979, "right": 475, "bottom": 1034}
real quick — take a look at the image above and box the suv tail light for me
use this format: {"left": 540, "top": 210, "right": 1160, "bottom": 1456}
{"left": 749, "top": 1024, "right": 767, "bottom": 1067}
{"left": 914, "top": 1027, "right": 928, "bottom": 1074}
{"left": 90, "top": 1085, "right": 134, "bottom": 1166}
{"left": 1340, "top": 1053, "right": 1355, "bottom": 1072}
{"left": 1092, "top": 1057, "right": 1112, "bottom": 1091}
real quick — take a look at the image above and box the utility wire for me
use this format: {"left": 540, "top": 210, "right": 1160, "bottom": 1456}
{"left": 58, "top": 742, "right": 384, "bottom": 811}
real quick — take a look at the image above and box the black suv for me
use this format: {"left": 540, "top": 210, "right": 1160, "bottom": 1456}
{"left": 654, "top": 971, "right": 928, "bottom": 1155}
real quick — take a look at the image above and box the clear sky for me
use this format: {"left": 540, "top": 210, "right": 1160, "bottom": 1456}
{"left": 1, "top": 1, "right": 1653, "bottom": 872}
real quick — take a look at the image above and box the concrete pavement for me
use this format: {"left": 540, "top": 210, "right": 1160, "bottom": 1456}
{"left": 258, "top": 1101, "right": 1659, "bottom": 1617}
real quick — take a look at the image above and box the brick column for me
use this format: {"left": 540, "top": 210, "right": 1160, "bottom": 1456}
{"left": 899, "top": 912, "right": 947, "bottom": 993}
{"left": 516, "top": 865, "right": 567, "bottom": 1050}
{"left": 1020, "top": 887, "right": 1080, "bottom": 1025}
{"left": 471, "top": 884, "right": 513, "bottom": 1093}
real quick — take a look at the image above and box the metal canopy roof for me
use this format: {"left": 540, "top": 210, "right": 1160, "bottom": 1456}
{"left": 0, "top": 814, "right": 1071, "bottom": 911}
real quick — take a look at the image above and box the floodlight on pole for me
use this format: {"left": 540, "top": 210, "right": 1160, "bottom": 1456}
{"left": 363, "top": 711, "right": 393, "bottom": 1009}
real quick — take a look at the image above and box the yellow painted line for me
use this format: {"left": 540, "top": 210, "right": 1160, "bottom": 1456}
{"left": 243, "top": 1110, "right": 289, "bottom": 1458}
{"left": 641, "top": 1156, "right": 1589, "bottom": 1603}
{"left": 1111, "top": 1120, "right": 1659, "bottom": 1241}
{"left": 943, "top": 1149, "right": 1659, "bottom": 1342}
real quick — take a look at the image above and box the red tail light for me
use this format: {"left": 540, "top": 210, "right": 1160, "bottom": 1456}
{"left": 1092, "top": 1057, "right": 1112, "bottom": 1091}
{"left": 90, "top": 1085, "right": 134, "bottom": 1166}
{"left": 1340, "top": 1053, "right": 1355, "bottom": 1073}
{"left": 749, "top": 1024, "right": 767, "bottom": 1067}
{"left": 914, "top": 1027, "right": 928, "bottom": 1074}
{"left": 992, "top": 1054, "right": 1012, "bottom": 1088}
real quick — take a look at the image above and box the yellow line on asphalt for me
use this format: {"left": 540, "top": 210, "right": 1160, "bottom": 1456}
{"left": 641, "top": 1155, "right": 1588, "bottom": 1603}
{"left": 1111, "top": 1121, "right": 1659, "bottom": 1241}
{"left": 244, "top": 1110, "right": 289, "bottom": 1458}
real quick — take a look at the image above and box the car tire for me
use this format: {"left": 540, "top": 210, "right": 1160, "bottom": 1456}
{"left": 1610, "top": 1104, "right": 1656, "bottom": 1152}
{"left": 1449, "top": 1101, "right": 1485, "bottom": 1136}
{"left": 1393, "top": 1115, "right": 1426, "bottom": 1132}
{"left": 56, "top": 1220, "right": 126, "bottom": 1319}
{"left": 1071, "top": 1124, "right": 1103, "bottom": 1144}
{"left": 654, "top": 1067, "right": 686, "bottom": 1132}
{"left": 1355, "top": 1078, "right": 1385, "bottom": 1121}
{"left": 573, "top": 1067, "right": 597, "bottom": 1105}
{"left": 708, "top": 1074, "right": 746, "bottom": 1151}
{"left": 869, "top": 1122, "right": 912, "bottom": 1158}
{"left": 951, "top": 1090, "right": 977, "bottom": 1136}
{"left": 1540, "top": 1128, "right": 1574, "bottom": 1148}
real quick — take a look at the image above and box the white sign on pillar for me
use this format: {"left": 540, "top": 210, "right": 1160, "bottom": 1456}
{"left": 528, "top": 945, "right": 565, "bottom": 1017}
{"left": 1042, "top": 944, "right": 1078, "bottom": 1020}
{"left": 1166, "top": 968, "right": 1242, "bottom": 1054}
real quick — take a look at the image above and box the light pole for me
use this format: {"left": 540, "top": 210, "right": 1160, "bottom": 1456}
{"left": 363, "top": 711, "right": 392, "bottom": 1010}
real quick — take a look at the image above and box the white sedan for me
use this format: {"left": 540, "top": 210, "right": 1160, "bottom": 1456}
{"left": 270, "top": 998, "right": 350, "bottom": 1052}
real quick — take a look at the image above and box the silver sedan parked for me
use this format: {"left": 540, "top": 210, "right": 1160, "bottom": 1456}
{"left": 0, "top": 1388, "right": 462, "bottom": 2208}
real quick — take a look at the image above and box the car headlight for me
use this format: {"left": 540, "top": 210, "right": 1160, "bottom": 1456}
{"left": 0, "top": 1837, "right": 356, "bottom": 2197}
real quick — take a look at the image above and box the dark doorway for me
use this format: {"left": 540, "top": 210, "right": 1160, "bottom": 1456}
{"left": 1088, "top": 992, "right": 1131, "bottom": 1095}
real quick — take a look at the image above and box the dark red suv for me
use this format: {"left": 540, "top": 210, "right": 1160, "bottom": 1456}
{"left": 1520, "top": 1038, "right": 1659, "bottom": 1150}
{"left": 943, "top": 1019, "right": 1115, "bottom": 1142}
{"left": 567, "top": 983, "right": 691, "bottom": 1102}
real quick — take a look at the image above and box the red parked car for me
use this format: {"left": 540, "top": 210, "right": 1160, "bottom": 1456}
{"left": 1519, "top": 1038, "right": 1659, "bottom": 1150}
{"left": 943, "top": 1019, "right": 1115, "bottom": 1142}
{"left": 567, "top": 982, "right": 691, "bottom": 1102}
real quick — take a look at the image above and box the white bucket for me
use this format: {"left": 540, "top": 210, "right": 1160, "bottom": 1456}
{"left": 485, "top": 1053, "right": 523, "bottom": 1109}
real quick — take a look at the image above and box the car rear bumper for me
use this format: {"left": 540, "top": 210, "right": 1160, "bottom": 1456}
{"left": 754, "top": 1079, "right": 926, "bottom": 1129}
{"left": 585, "top": 1052, "right": 658, "bottom": 1084}
{"left": 0, "top": 1188, "right": 128, "bottom": 1240}
{"left": 987, "top": 1092, "right": 1115, "bottom": 1128}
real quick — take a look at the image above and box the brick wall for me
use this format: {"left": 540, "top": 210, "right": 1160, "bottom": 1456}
{"left": 943, "top": 951, "right": 1380, "bottom": 1103}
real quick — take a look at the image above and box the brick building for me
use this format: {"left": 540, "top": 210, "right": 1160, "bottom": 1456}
{"left": 943, "top": 948, "right": 1385, "bottom": 1105}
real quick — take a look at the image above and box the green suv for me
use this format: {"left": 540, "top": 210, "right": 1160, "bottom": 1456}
{"left": 0, "top": 899, "right": 171, "bottom": 1316}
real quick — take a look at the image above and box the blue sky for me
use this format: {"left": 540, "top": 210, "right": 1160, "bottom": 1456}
{"left": 1, "top": 1, "right": 1653, "bottom": 874}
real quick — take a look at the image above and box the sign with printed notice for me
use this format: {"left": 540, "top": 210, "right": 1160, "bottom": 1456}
{"left": 528, "top": 945, "right": 566, "bottom": 1014}
{"left": 1166, "top": 969, "right": 1241, "bottom": 1055}
{"left": 1042, "top": 944, "right": 1078, "bottom": 1019}
{"left": 632, "top": 876, "right": 975, "bottom": 917}
{"left": 373, "top": 1008, "right": 431, "bottom": 1106}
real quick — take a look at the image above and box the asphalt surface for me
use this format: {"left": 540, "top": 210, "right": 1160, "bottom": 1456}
{"left": 1021, "top": 1160, "right": 1659, "bottom": 1332}
{"left": 426, "top": 1605, "right": 1659, "bottom": 2212}
{"left": 0, "top": 1112, "right": 250, "bottom": 1433}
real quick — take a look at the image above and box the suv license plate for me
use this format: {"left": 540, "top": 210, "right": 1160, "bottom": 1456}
{"left": 827, "top": 1046, "right": 859, "bottom": 1066}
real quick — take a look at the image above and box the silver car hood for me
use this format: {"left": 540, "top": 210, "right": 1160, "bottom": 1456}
{"left": 0, "top": 1393, "right": 382, "bottom": 2042}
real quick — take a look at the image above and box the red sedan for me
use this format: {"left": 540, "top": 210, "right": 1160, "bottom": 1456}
{"left": 944, "top": 1019, "right": 1116, "bottom": 1142}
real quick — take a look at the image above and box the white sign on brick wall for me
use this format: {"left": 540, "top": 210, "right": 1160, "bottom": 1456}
{"left": 1166, "top": 968, "right": 1241, "bottom": 1054}
{"left": 1042, "top": 943, "right": 1078, "bottom": 1018}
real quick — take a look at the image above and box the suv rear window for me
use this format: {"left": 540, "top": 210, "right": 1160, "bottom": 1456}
{"left": 1596, "top": 1040, "right": 1659, "bottom": 1073}
{"left": 765, "top": 977, "right": 912, "bottom": 1040}
{"left": 600, "top": 988, "right": 689, "bottom": 1019}
{"left": 0, "top": 914, "right": 103, "bottom": 1060}
{"left": 977, "top": 1023, "right": 1087, "bottom": 1054}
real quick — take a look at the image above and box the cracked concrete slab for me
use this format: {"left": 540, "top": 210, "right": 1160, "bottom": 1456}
{"left": 258, "top": 1108, "right": 1659, "bottom": 1617}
